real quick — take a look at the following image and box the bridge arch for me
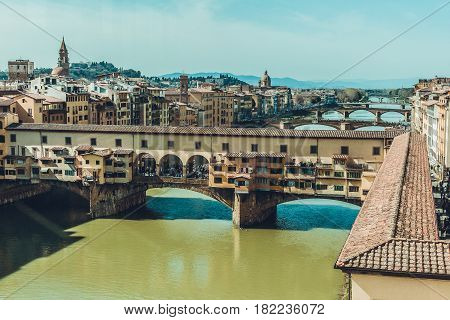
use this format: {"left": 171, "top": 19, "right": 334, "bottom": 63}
{"left": 273, "top": 197, "right": 361, "bottom": 230}
{"left": 380, "top": 111, "right": 406, "bottom": 122}
{"left": 136, "top": 152, "right": 157, "bottom": 177}
{"left": 347, "top": 109, "right": 376, "bottom": 120}
{"left": 145, "top": 184, "right": 234, "bottom": 209}
{"left": 186, "top": 155, "right": 209, "bottom": 179}
{"left": 159, "top": 154, "right": 183, "bottom": 178}
{"left": 295, "top": 124, "right": 339, "bottom": 130}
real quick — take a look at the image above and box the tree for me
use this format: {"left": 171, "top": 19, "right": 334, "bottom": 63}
{"left": 336, "top": 88, "right": 363, "bottom": 102}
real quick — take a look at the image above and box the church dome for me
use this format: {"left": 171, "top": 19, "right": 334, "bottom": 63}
{"left": 51, "top": 66, "right": 64, "bottom": 76}
{"left": 259, "top": 70, "right": 271, "bottom": 87}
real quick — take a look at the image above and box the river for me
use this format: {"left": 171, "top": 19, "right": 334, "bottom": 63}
{"left": 0, "top": 188, "right": 359, "bottom": 299}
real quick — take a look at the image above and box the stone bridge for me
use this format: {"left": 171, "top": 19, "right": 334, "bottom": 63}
{"left": 0, "top": 177, "right": 361, "bottom": 228}
{"left": 311, "top": 104, "right": 411, "bottom": 123}
{"left": 277, "top": 118, "right": 405, "bottom": 130}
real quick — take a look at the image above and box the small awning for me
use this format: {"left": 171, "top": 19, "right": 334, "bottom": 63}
{"left": 40, "top": 167, "right": 51, "bottom": 173}
{"left": 319, "top": 157, "right": 332, "bottom": 165}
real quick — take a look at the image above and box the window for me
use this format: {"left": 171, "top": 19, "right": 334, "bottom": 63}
{"left": 316, "top": 184, "right": 328, "bottom": 190}
{"left": 214, "top": 177, "right": 222, "bottom": 184}
{"left": 141, "top": 140, "right": 148, "bottom": 148}
{"left": 10, "top": 147, "right": 15, "bottom": 156}
{"left": 21, "top": 147, "right": 25, "bottom": 156}
{"left": 10, "top": 134, "right": 16, "bottom": 142}
{"left": 228, "top": 166, "right": 236, "bottom": 172}
{"left": 280, "top": 144, "right": 287, "bottom": 153}
{"left": 347, "top": 171, "right": 361, "bottom": 179}
{"left": 251, "top": 144, "right": 258, "bottom": 152}
{"left": 227, "top": 178, "right": 235, "bottom": 184}
{"left": 41, "top": 135, "right": 48, "bottom": 144}
{"left": 334, "top": 171, "right": 344, "bottom": 177}
{"left": 115, "top": 139, "right": 122, "bottom": 147}
{"left": 222, "top": 143, "right": 229, "bottom": 152}
{"left": 17, "top": 168, "right": 25, "bottom": 175}
{"left": 195, "top": 141, "right": 201, "bottom": 150}
{"left": 96, "top": 160, "right": 100, "bottom": 165}
{"left": 91, "top": 138, "right": 97, "bottom": 146}
{"left": 0, "top": 135, "right": 4, "bottom": 143}
{"left": 334, "top": 185, "right": 344, "bottom": 191}
{"left": 65, "top": 170, "right": 75, "bottom": 176}
{"left": 167, "top": 140, "right": 175, "bottom": 149}
{"left": 65, "top": 137, "right": 72, "bottom": 145}
{"left": 214, "top": 165, "right": 222, "bottom": 171}
{"left": 362, "top": 189, "right": 369, "bottom": 195}
{"left": 310, "top": 145, "right": 318, "bottom": 154}
{"left": 372, "top": 146, "right": 380, "bottom": 156}
{"left": 349, "top": 186, "right": 360, "bottom": 193}
{"left": 85, "top": 160, "right": 90, "bottom": 164}
{"left": 116, "top": 172, "right": 126, "bottom": 178}
{"left": 341, "top": 146, "right": 349, "bottom": 155}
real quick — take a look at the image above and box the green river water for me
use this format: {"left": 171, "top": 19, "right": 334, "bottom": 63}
{"left": 0, "top": 188, "right": 358, "bottom": 299}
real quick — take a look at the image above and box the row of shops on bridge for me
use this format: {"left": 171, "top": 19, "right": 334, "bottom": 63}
{"left": 0, "top": 144, "right": 377, "bottom": 201}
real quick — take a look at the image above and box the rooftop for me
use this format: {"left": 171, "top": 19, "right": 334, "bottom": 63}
{"left": 335, "top": 133, "right": 449, "bottom": 279}
{"left": 6, "top": 123, "right": 404, "bottom": 140}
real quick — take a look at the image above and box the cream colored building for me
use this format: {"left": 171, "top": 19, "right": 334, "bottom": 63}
{"left": 411, "top": 78, "right": 450, "bottom": 180}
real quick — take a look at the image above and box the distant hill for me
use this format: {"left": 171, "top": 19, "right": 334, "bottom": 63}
{"left": 160, "top": 72, "right": 417, "bottom": 89}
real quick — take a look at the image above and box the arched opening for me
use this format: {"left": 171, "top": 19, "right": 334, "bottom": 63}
{"left": 380, "top": 111, "right": 405, "bottom": 123}
{"left": 355, "top": 126, "right": 385, "bottom": 131}
{"left": 159, "top": 154, "right": 183, "bottom": 178}
{"left": 133, "top": 188, "right": 231, "bottom": 220}
{"left": 295, "top": 124, "right": 338, "bottom": 131}
{"left": 348, "top": 110, "right": 376, "bottom": 121}
{"left": 186, "top": 155, "right": 209, "bottom": 179}
{"left": 321, "top": 110, "right": 344, "bottom": 121}
{"left": 268, "top": 198, "right": 360, "bottom": 231}
{"left": 137, "top": 153, "right": 157, "bottom": 176}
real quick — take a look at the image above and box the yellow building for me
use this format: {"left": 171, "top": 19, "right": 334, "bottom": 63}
{"left": 66, "top": 93, "right": 90, "bottom": 125}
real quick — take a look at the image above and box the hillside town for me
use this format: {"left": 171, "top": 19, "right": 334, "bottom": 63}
{"left": 1, "top": 39, "right": 298, "bottom": 128}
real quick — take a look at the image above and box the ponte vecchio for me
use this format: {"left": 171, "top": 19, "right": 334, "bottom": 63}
{"left": 1, "top": 123, "right": 402, "bottom": 227}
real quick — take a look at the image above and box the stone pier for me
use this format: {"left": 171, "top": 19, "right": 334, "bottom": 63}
{"left": 89, "top": 182, "right": 148, "bottom": 218}
{"left": 232, "top": 191, "right": 286, "bottom": 227}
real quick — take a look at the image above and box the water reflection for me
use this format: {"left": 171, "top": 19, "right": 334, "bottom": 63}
{"left": 0, "top": 190, "right": 89, "bottom": 279}
{"left": 0, "top": 188, "right": 358, "bottom": 299}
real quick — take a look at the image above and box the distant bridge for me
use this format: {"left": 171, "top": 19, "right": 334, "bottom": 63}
{"left": 308, "top": 103, "right": 411, "bottom": 123}
{"left": 276, "top": 118, "right": 407, "bottom": 131}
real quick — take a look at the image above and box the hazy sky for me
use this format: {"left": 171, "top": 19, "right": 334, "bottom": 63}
{"left": 1, "top": 0, "right": 449, "bottom": 80}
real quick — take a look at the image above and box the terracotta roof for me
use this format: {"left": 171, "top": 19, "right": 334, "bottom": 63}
{"left": 90, "top": 149, "right": 112, "bottom": 157}
{"left": 0, "top": 98, "right": 15, "bottom": 107}
{"left": 76, "top": 145, "right": 94, "bottom": 152}
{"left": 226, "top": 152, "right": 287, "bottom": 158}
{"left": 6, "top": 123, "right": 405, "bottom": 139}
{"left": 51, "top": 146, "right": 67, "bottom": 151}
{"left": 113, "top": 149, "right": 134, "bottom": 155}
{"left": 335, "top": 133, "right": 448, "bottom": 279}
